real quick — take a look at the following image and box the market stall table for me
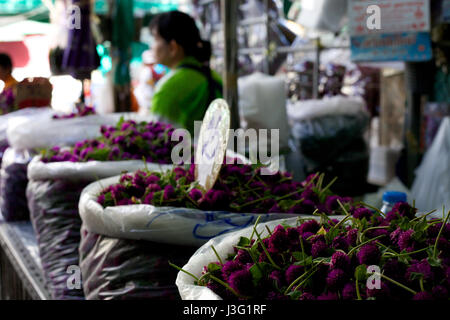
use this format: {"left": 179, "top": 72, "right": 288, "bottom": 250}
{"left": 0, "top": 215, "right": 51, "bottom": 300}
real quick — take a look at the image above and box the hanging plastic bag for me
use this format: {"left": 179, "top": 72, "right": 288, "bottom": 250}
{"left": 411, "top": 117, "right": 450, "bottom": 213}
{"left": 26, "top": 155, "right": 173, "bottom": 299}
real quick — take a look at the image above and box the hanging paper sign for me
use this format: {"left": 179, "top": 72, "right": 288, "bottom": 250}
{"left": 351, "top": 32, "right": 432, "bottom": 62}
{"left": 195, "top": 99, "right": 231, "bottom": 191}
{"left": 348, "top": 0, "right": 430, "bottom": 36}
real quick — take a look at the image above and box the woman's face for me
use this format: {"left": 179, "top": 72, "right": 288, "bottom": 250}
{"left": 151, "top": 28, "right": 184, "bottom": 68}
{"left": 151, "top": 29, "right": 172, "bottom": 67}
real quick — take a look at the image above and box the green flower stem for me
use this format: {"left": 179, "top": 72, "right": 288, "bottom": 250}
{"left": 250, "top": 215, "right": 262, "bottom": 242}
{"left": 419, "top": 277, "right": 425, "bottom": 292}
{"left": 359, "top": 226, "right": 390, "bottom": 243}
{"left": 211, "top": 245, "right": 224, "bottom": 265}
{"left": 254, "top": 228, "right": 281, "bottom": 270}
{"left": 265, "top": 225, "right": 273, "bottom": 236}
{"left": 375, "top": 272, "right": 417, "bottom": 295}
{"left": 209, "top": 274, "right": 246, "bottom": 299}
{"left": 348, "top": 235, "right": 385, "bottom": 256}
{"left": 410, "top": 209, "right": 437, "bottom": 222}
{"left": 355, "top": 279, "right": 362, "bottom": 300}
{"left": 168, "top": 262, "right": 199, "bottom": 282}
{"left": 433, "top": 209, "right": 450, "bottom": 259}
{"left": 284, "top": 261, "right": 323, "bottom": 295}
{"left": 336, "top": 199, "right": 351, "bottom": 216}
{"left": 293, "top": 268, "right": 318, "bottom": 292}
{"left": 358, "top": 202, "right": 385, "bottom": 217}
{"left": 319, "top": 176, "right": 338, "bottom": 198}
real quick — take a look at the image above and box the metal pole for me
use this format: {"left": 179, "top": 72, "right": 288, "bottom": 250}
{"left": 221, "top": 0, "right": 240, "bottom": 130}
{"left": 313, "top": 38, "right": 321, "bottom": 99}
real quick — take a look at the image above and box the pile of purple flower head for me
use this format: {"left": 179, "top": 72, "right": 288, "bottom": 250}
{"left": 97, "top": 163, "right": 352, "bottom": 215}
{"left": 191, "top": 202, "right": 450, "bottom": 300}
{"left": 41, "top": 118, "right": 177, "bottom": 164}
{"left": 52, "top": 104, "right": 96, "bottom": 119}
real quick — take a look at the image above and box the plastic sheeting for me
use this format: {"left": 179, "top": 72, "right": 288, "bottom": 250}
{"left": 0, "top": 148, "right": 34, "bottom": 221}
{"left": 79, "top": 225, "right": 198, "bottom": 300}
{"left": 79, "top": 175, "right": 302, "bottom": 248}
{"left": 26, "top": 157, "right": 173, "bottom": 299}
{"left": 411, "top": 117, "right": 450, "bottom": 213}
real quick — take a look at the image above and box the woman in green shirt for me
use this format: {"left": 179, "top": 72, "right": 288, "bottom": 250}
{"left": 149, "top": 11, "right": 222, "bottom": 135}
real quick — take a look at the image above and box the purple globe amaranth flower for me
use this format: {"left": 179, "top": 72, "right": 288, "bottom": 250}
{"left": 326, "top": 268, "right": 348, "bottom": 291}
{"left": 427, "top": 222, "right": 450, "bottom": 238}
{"left": 390, "top": 227, "right": 403, "bottom": 245}
{"left": 272, "top": 183, "right": 294, "bottom": 196}
{"left": 300, "top": 188, "right": 319, "bottom": 203}
{"left": 366, "top": 281, "right": 391, "bottom": 300}
{"left": 188, "top": 189, "right": 203, "bottom": 202}
{"left": 398, "top": 229, "right": 416, "bottom": 252}
{"left": 342, "top": 282, "right": 357, "bottom": 300}
{"left": 357, "top": 243, "right": 381, "bottom": 265}
{"left": 435, "top": 238, "right": 450, "bottom": 257}
{"left": 406, "top": 259, "right": 434, "bottom": 282}
{"left": 285, "top": 265, "right": 305, "bottom": 284}
{"left": 143, "top": 192, "right": 154, "bottom": 204}
{"left": 121, "top": 122, "right": 131, "bottom": 131}
{"left": 299, "top": 292, "right": 316, "bottom": 300}
{"left": 163, "top": 185, "right": 175, "bottom": 201}
{"left": 311, "top": 240, "right": 329, "bottom": 258}
{"left": 317, "top": 291, "right": 339, "bottom": 300}
{"left": 268, "top": 225, "right": 289, "bottom": 253}
{"left": 145, "top": 174, "right": 160, "bottom": 185}
{"left": 117, "top": 198, "right": 133, "bottom": 206}
{"left": 222, "top": 260, "right": 242, "bottom": 281}
{"left": 344, "top": 228, "right": 358, "bottom": 248}
{"left": 352, "top": 207, "right": 373, "bottom": 220}
{"left": 330, "top": 251, "right": 351, "bottom": 272}
{"left": 290, "top": 200, "right": 316, "bottom": 214}
{"left": 413, "top": 291, "right": 433, "bottom": 300}
{"left": 383, "top": 259, "right": 406, "bottom": 282}
{"left": 234, "top": 250, "right": 252, "bottom": 265}
{"left": 147, "top": 184, "right": 161, "bottom": 192}
{"left": 432, "top": 285, "right": 448, "bottom": 300}
{"left": 386, "top": 202, "right": 417, "bottom": 222}
{"left": 299, "top": 219, "right": 320, "bottom": 235}
{"left": 228, "top": 269, "right": 254, "bottom": 296}
{"left": 269, "top": 270, "right": 285, "bottom": 289}
{"left": 332, "top": 235, "right": 349, "bottom": 252}
{"left": 97, "top": 194, "right": 105, "bottom": 205}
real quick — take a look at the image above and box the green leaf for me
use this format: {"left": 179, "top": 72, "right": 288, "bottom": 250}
{"left": 286, "top": 290, "right": 302, "bottom": 300}
{"left": 207, "top": 263, "right": 221, "bottom": 273}
{"left": 116, "top": 116, "right": 125, "bottom": 128}
{"left": 409, "top": 272, "right": 423, "bottom": 282}
{"left": 249, "top": 264, "right": 263, "bottom": 287}
{"left": 237, "top": 237, "right": 251, "bottom": 247}
{"left": 427, "top": 256, "right": 442, "bottom": 268}
{"left": 292, "top": 252, "right": 306, "bottom": 261}
{"left": 355, "top": 264, "right": 368, "bottom": 282}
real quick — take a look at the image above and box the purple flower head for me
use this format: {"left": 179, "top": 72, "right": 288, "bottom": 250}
{"left": 346, "top": 228, "right": 359, "bottom": 247}
{"left": 317, "top": 291, "right": 339, "bottom": 300}
{"left": 147, "top": 184, "right": 161, "bottom": 192}
{"left": 117, "top": 198, "right": 133, "bottom": 206}
{"left": 163, "top": 185, "right": 175, "bottom": 201}
{"left": 412, "top": 291, "right": 433, "bottom": 300}
{"left": 300, "top": 188, "right": 319, "bottom": 203}
{"left": 398, "top": 229, "right": 416, "bottom": 252}
{"left": 342, "top": 282, "right": 357, "bottom": 300}
{"left": 285, "top": 265, "right": 304, "bottom": 284}
{"left": 188, "top": 189, "right": 203, "bottom": 202}
{"left": 228, "top": 269, "right": 254, "bottom": 296}
{"left": 234, "top": 249, "right": 252, "bottom": 265}
{"left": 173, "top": 167, "right": 187, "bottom": 180}
{"left": 97, "top": 194, "right": 105, "bottom": 205}
{"left": 406, "top": 259, "right": 434, "bottom": 282}
{"left": 311, "top": 240, "right": 329, "bottom": 258}
{"left": 145, "top": 174, "right": 160, "bottom": 185}
{"left": 268, "top": 225, "right": 289, "bottom": 253}
{"left": 427, "top": 222, "right": 450, "bottom": 239}
{"left": 357, "top": 243, "right": 381, "bottom": 265}
{"left": 330, "top": 251, "right": 351, "bottom": 271}
{"left": 387, "top": 202, "right": 417, "bottom": 221}
{"left": 143, "top": 192, "right": 154, "bottom": 204}
{"left": 352, "top": 207, "right": 373, "bottom": 220}
{"left": 326, "top": 268, "right": 348, "bottom": 291}
{"left": 269, "top": 270, "right": 285, "bottom": 289}
{"left": 432, "top": 285, "right": 448, "bottom": 300}
{"left": 113, "top": 135, "right": 125, "bottom": 144}
{"left": 383, "top": 259, "right": 406, "bottom": 281}
{"left": 298, "top": 219, "right": 320, "bottom": 235}
{"left": 289, "top": 200, "right": 315, "bottom": 214}
{"left": 299, "top": 292, "right": 316, "bottom": 300}
{"left": 332, "top": 235, "right": 349, "bottom": 252}
{"left": 390, "top": 227, "right": 403, "bottom": 244}
{"left": 222, "top": 260, "right": 242, "bottom": 281}
{"left": 301, "top": 173, "right": 319, "bottom": 187}
{"left": 272, "top": 183, "right": 294, "bottom": 196}
{"left": 286, "top": 227, "right": 301, "bottom": 246}
{"left": 111, "top": 146, "right": 120, "bottom": 157}
{"left": 325, "top": 195, "right": 351, "bottom": 214}
{"left": 121, "top": 122, "right": 131, "bottom": 131}
{"left": 366, "top": 281, "right": 391, "bottom": 300}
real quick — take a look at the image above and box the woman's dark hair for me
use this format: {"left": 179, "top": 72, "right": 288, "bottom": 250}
{"left": 0, "top": 53, "right": 13, "bottom": 72}
{"left": 150, "top": 10, "right": 211, "bottom": 63}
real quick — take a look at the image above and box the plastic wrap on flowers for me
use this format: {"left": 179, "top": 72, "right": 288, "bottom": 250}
{"left": 0, "top": 148, "right": 34, "bottom": 221}
{"left": 79, "top": 225, "right": 198, "bottom": 300}
{"left": 26, "top": 156, "right": 173, "bottom": 300}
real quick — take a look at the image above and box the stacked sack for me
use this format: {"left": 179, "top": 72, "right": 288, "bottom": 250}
{"left": 288, "top": 95, "right": 371, "bottom": 197}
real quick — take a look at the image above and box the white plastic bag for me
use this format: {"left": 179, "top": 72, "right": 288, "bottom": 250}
{"left": 79, "top": 174, "right": 300, "bottom": 247}
{"left": 175, "top": 216, "right": 319, "bottom": 300}
{"left": 238, "top": 72, "right": 290, "bottom": 150}
{"left": 411, "top": 117, "right": 450, "bottom": 213}
{"left": 0, "top": 107, "right": 53, "bottom": 142}
{"left": 296, "top": 0, "right": 348, "bottom": 33}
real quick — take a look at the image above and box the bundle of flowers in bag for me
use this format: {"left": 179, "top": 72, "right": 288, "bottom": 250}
{"left": 52, "top": 104, "right": 96, "bottom": 119}
{"left": 26, "top": 119, "right": 178, "bottom": 300}
{"left": 176, "top": 203, "right": 450, "bottom": 300}
{"left": 41, "top": 118, "right": 176, "bottom": 164}
{"left": 97, "top": 165, "right": 352, "bottom": 215}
